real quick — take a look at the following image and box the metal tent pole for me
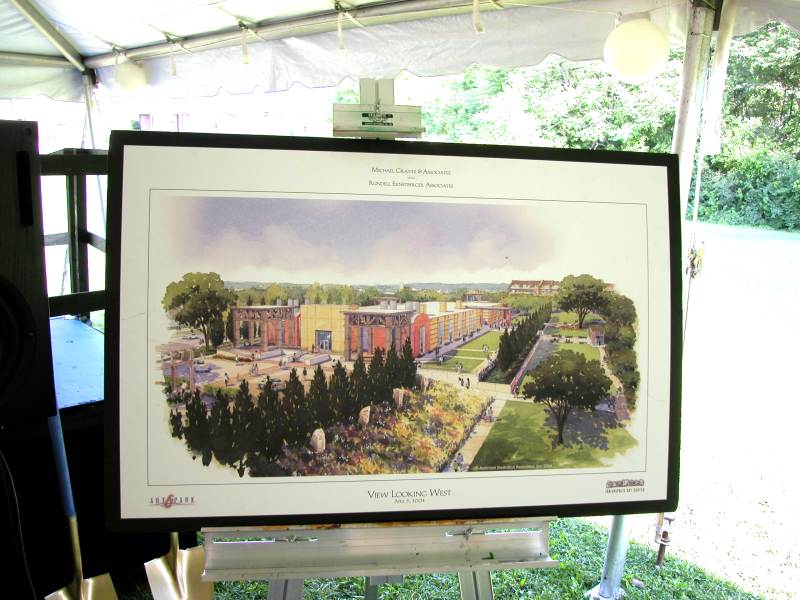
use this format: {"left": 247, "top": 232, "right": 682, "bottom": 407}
{"left": 586, "top": 515, "right": 629, "bottom": 600}
{"left": 671, "top": 0, "right": 717, "bottom": 221}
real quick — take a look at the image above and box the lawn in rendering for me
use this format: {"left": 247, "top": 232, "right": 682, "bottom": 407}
{"left": 471, "top": 401, "right": 637, "bottom": 470}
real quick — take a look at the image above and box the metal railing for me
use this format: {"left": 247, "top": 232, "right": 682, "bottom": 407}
{"left": 41, "top": 148, "right": 108, "bottom": 318}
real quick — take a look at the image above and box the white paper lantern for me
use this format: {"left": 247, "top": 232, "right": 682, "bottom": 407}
{"left": 604, "top": 13, "right": 669, "bottom": 84}
{"left": 115, "top": 61, "right": 148, "bottom": 91}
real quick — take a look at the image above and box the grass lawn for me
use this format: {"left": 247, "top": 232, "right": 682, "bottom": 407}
{"left": 427, "top": 356, "right": 486, "bottom": 372}
{"left": 556, "top": 342, "right": 600, "bottom": 362}
{"left": 471, "top": 401, "right": 636, "bottom": 470}
{"left": 483, "top": 366, "right": 509, "bottom": 383}
{"left": 428, "top": 330, "right": 501, "bottom": 373}
{"left": 459, "top": 330, "right": 502, "bottom": 352}
{"left": 556, "top": 327, "right": 589, "bottom": 338}
{"left": 551, "top": 311, "right": 602, "bottom": 325}
{"left": 112, "top": 519, "right": 762, "bottom": 600}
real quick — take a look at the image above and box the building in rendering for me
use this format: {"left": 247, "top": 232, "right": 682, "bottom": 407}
{"left": 231, "top": 300, "right": 301, "bottom": 350}
{"left": 230, "top": 297, "right": 511, "bottom": 360}
{"left": 508, "top": 279, "right": 561, "bottom": 295}
{"left": 299, "top": 303, "right": 356, "bottom": 354}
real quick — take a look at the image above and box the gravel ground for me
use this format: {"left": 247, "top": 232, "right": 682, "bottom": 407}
{"left": 591, "top": 223, "right": 800, "bottom": 599}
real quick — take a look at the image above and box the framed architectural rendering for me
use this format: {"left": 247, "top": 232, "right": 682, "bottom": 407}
{"left": 105, "top": 132, "right": 681, "bottom": 531}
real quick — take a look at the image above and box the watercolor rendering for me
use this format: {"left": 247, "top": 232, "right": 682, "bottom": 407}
{"left": 152, "top": 196, "right": 642, "bottom": 477}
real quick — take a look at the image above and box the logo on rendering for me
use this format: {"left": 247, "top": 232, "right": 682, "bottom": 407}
{"left": 150, "top": 494, "right": 195, "bottom": 509}
{"left": 605, "top": 479, "right": 645, "bottom": 494}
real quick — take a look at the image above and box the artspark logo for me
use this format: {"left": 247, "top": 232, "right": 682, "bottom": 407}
{"left": 605, "top": 479, "right": 645, "bottom": 494}
{"left": 150, "top": 494, "right": 195, "bottom": 509}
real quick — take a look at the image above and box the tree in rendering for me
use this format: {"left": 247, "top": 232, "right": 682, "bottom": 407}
{"left": 350, "top": 355, "right": 370, "bottom": 419}
{"left": 602, "top": 292, "right": 637, "bottom": 326}
{"left": 400, "top": 337, "right": 417, "bottom": 389}
{"left": 209, "top": 388, "right": 236, "bottom": 466}
{"left": 385, "top": 346, "right": 401, "bottom": 391}
{"left": 208, "top": 317, "right": 225, "bottom": 349}
{"left": 557, "top": 275, "right": 608, "bottom": 329}
{"left": 162, "top": 272, "right": 236, "bottom": 352}
{"left": 368, "top": 347, "right": 387, "bottom": 404}
{"left": 183, "top": 389, "right": 212, "bottom": 466}
{"left": 522, "top": 350, "right": 611, "bottom": 446}
{"left": 231, "top": 380, "right": 256, "bottom": 476}
{"left": 328, "top": 360, "right": 351, "bottom": 422}
{"left": 308, "top": 365, "right": 331, "bottom": 428}
{"left": 281, "top": 368, "right": 307, "bottom": 444}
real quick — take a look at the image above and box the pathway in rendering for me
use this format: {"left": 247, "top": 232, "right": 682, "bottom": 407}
{"left": 597, "top": 346, "right": 630, "bottom": 420}
{"left": 448, "top": 395, "right": 508, "bottom": 470}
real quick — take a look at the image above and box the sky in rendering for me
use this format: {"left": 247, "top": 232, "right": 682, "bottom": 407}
{"left": 151, "top": 193, "right": 646, "bottom": 296}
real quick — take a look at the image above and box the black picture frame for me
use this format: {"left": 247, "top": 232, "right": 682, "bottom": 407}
{"left": 105, "top": 131, "right": 681, "bottom": 532}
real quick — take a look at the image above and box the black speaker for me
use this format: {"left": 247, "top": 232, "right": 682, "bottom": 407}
{"left": 0, "top": 120, "right": 57, "bottom": 427}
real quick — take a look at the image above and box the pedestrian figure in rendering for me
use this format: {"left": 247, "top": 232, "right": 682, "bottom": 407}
{"left": 466, "top": 377, "right": 470, "bottom": 389}
{"left": 224, "top": 372, "right": 230, "bottom": 387}
{"left": 455, "top": 452, "right": 465, "bottom": 471}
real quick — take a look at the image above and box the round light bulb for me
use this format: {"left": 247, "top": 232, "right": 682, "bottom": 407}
{"left": 604, "top": 14, "right": 669, "bottom": 84}
{"left": 115, "top": 61, "right": 148, "bottom": 91}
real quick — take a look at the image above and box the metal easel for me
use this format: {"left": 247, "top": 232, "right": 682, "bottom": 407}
{"left": 202, "top": 517, "right": 558, "bottom": 599}
{"left": 199, "top": 81, "right": 557, "bottom": 600}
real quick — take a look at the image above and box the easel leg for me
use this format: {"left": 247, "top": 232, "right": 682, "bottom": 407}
{"left": 365, "top": 575, "right": 404, "bottom": 600}
{"left": 586, "top": 515, "right": 629, "bottom": 599}
{"left": 267, "top": 578, "right": 303, "bottom": 600}
{"left": 458, "top": 570, "right": 494, "bottom": 600}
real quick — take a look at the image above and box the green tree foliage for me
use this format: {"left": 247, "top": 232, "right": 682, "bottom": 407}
{"left": 264, "top": 283, "right": 288, "bottom": 305}
{"left": 209, "top": 388, "right": 236, "bottom": 466}
{"left": 350, "top": 355, "right": 370, "bottom": 416}
{"left": 699, "top": 150, "right": 800, "bottom": 230}
{"left": 282, "top": 368, "right": 308, "bottom": 444}
{"left": 231, "top": 380, "right": 256, "bottom": 476}
{"left": 603, "top": 293, "right": 637, "bottom": 327}
{"left": 355, "top": 286, "right": 381, "bottom": 306}
{"left": 368, "top": 347, "right": 388, "bottom": 405}
{"left": 497, "top": 328, "right": 512, "bottom": 372}
{"left": 724, "top": 22, "right": 800, "bottom": 152}
{"left": 522, "top": 55, "right": 679, "bottom": 152}
{"left": 400, "top": 337, "right": 417, "bottom": 389}
{"left": 522, "top": 350, "right": 611, "bottom": 445}
{"left": 308, "top": 365, "right": 331, "bottom": 428}
{"left": 493, "top": 303, "right": 552, "bottom": 382}
{"left": 169, "top": 349, "right": 424, "bottom": 475}
{"left": 208, "top": 317, "right": 225, "bottom": 349}
{"left": 163, "top": 272, "right": 237, "bottom": 352}
{"left": 225, "top": 307, "right": 234, "bottom": 343}
{"left": 418, "top": 23, "right": 799, "bottom": 230}
{"left": 305, "top": 282, "right": 328, "bottom": 304}
{"left": 183, "top": 390, "right": 212, "bottom": 465}
{"left": 328, "top": 360, "right": 351, "bottom": 422}
{"left": 557, "top": 275, "right": 608, "bottom": 329}
{"left": 599, "top": 291, "right": 640, "bottom": 407}
{"left": 385, "top": 345, "right": 401, "bottom": 391}
{"left": 256, "top": 377, "right": 282, "bottom": 459}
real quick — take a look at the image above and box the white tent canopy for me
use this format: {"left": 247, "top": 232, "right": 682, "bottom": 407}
{"left": 1, "top": 0, "right": 799, "bottom": 101}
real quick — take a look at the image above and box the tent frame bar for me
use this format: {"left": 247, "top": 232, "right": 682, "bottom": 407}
{"left": 0, "top": 50, "right": 72, "bottom": 68}
{"left": 9, "top": 0, "right": 86, "bottom": 72}
{"left": 82, "top": 0, "right": 562, "bottom": 69}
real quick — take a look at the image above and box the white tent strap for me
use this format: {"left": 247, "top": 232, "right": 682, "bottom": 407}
{"left": 473, "top": 0, "right": 485, "bottom": 33}
{"left": 334, "top": 1, "right": 366, "bottom": 51}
